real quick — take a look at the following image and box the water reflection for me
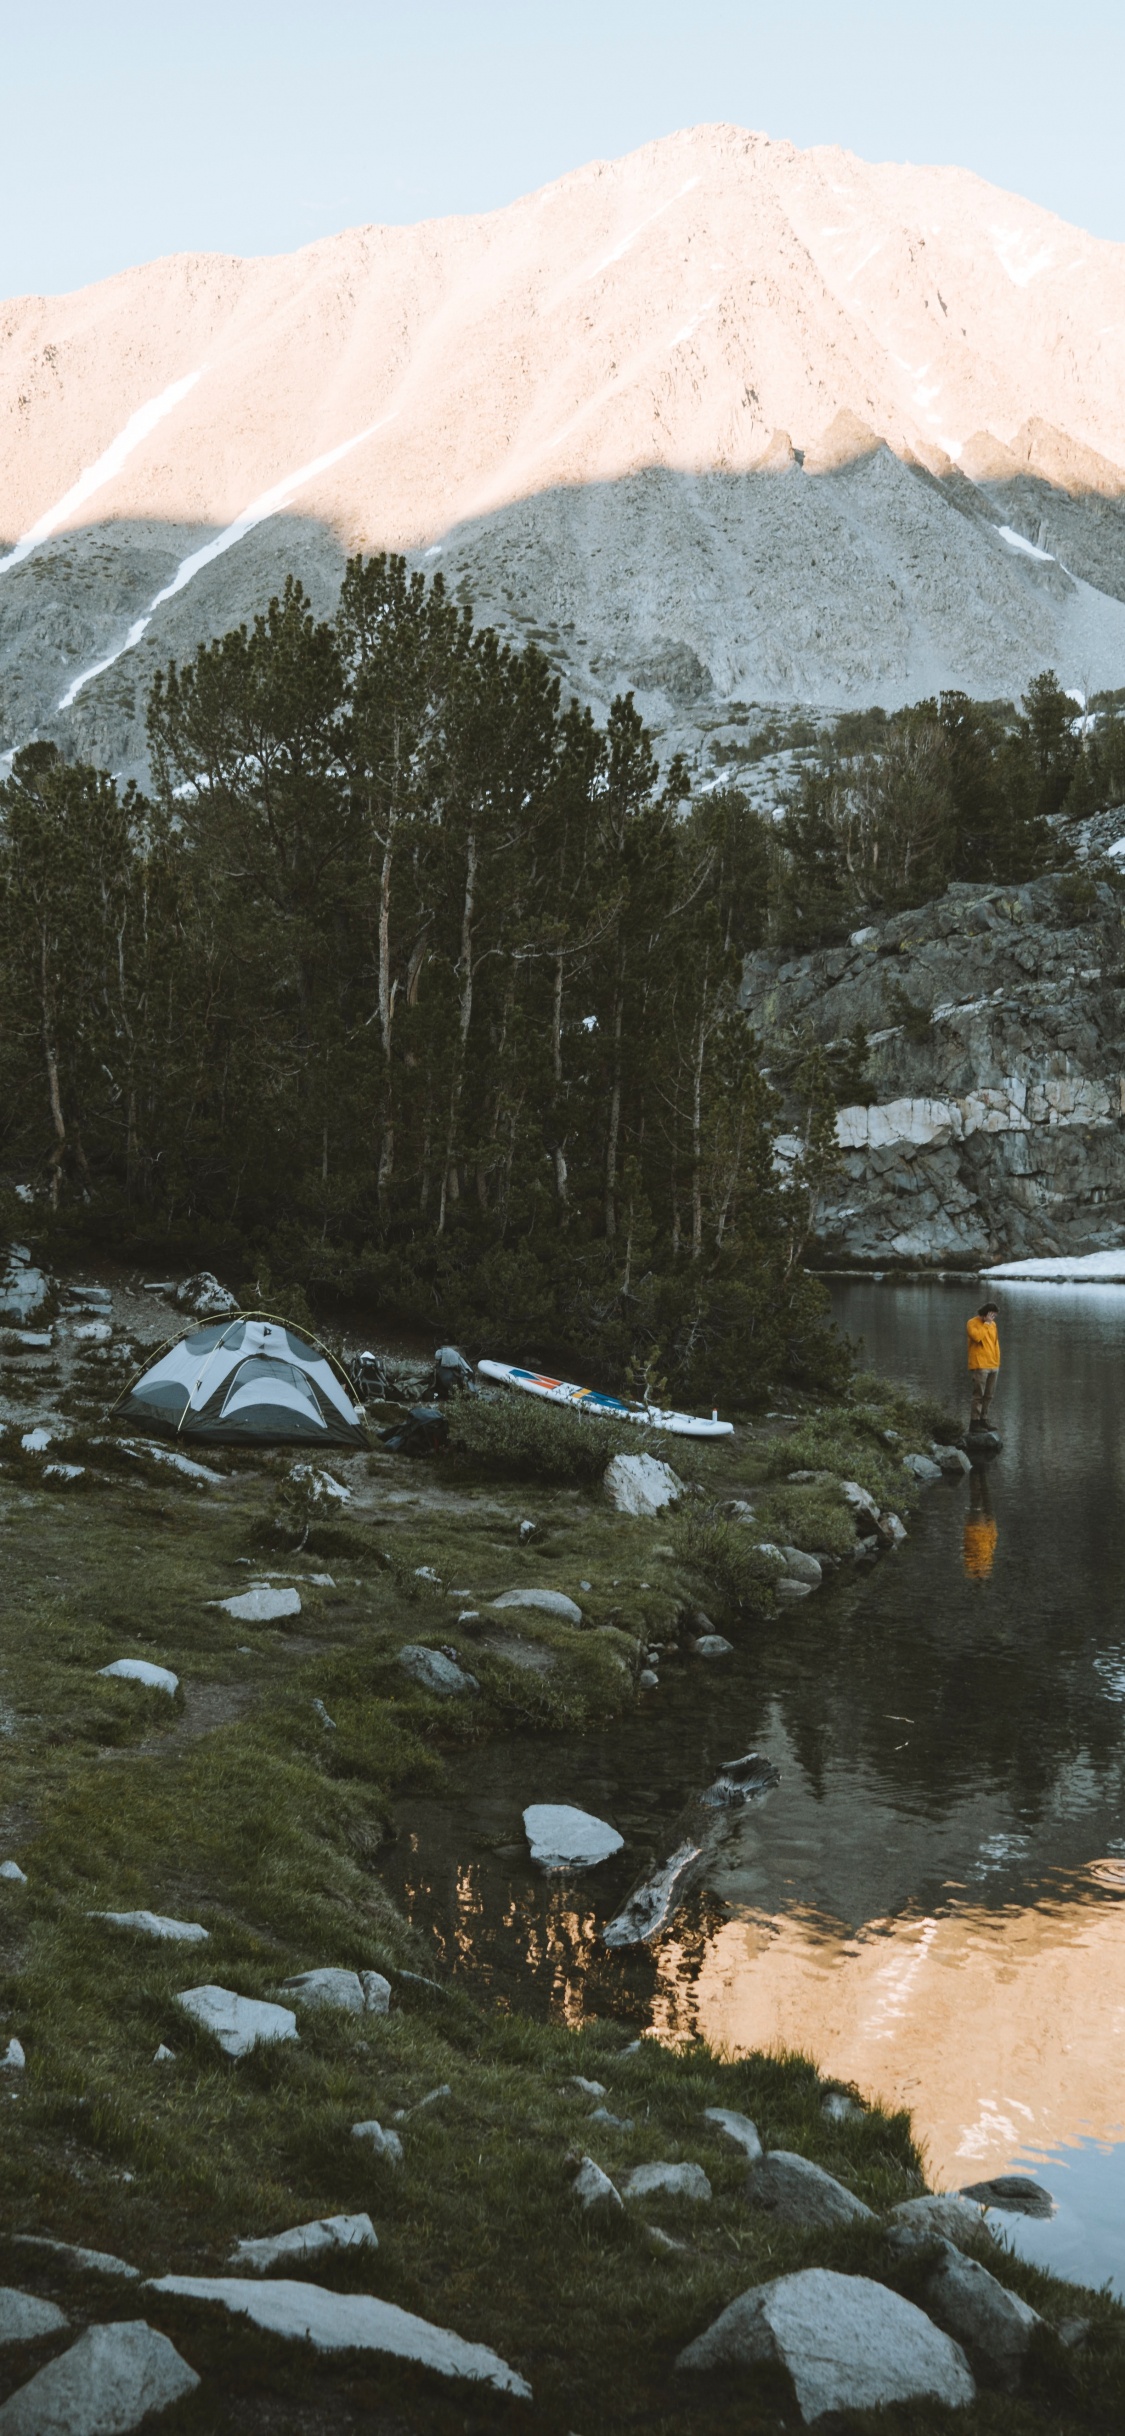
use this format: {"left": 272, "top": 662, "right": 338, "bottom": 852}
{"left": 383, "top": 1281, "right": 1125, "bottom": 2293}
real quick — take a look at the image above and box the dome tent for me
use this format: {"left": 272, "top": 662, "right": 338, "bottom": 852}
{"left": 115, "top": 1314, "right": 368, "bottom": 1447}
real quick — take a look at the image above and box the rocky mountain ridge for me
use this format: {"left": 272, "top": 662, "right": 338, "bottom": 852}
{"left": 3, "top": 123, "right": 1125, "bottom": 784}
{"left": 742, "top": 857, "right": 1125, "bottom": 1267}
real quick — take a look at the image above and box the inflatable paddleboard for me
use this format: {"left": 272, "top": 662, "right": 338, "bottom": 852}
{"left": 476, "top": 1360, "right": 733, "bottom": 1439}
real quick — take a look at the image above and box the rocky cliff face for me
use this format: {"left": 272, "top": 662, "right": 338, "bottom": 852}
{"left": 741, "top": 869, "right": 1125, "bottom": 1268}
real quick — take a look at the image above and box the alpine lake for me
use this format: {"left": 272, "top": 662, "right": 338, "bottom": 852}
{"left": 382, "top": 1279, "right": 1125, "bottom": 2300}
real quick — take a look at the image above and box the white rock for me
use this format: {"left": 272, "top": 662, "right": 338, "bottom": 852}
{"left": 361, "top": 1969, "right": 392, "bottom": 2014}
{"left": 288, "top": 1462, "right": 350, "bottom": 1506}
{"left": 677, "top": 2267, "right": 975, "bottom": 2418}
{"left": 889, "top": 2194, "right": 995, "bottom": 2251}
{"left": 89, "top": 1911, "right": 208, "bottom": 1943}
{"left": 119, "top": 1440, "right": 225, "bottom": 1484}
{"left": 214, "top": 1585, "right": 301, "bottom": 1624}
{"left": 840, "top": 1479, "right": 879, "bottom": 1518}
{"left": 152, "top": 2046, "right": 175, "bottom": 2064}
{"left": 0, "top": 2289, "right": 68, "bottom": 2346}
{"left": 351, "top": 2120, "right": 404, "bottom": 2164}
{"left": 19, "top": 1429, "right": 53, "bottom": 1455}
{"left": 0, "top": 2319, "right": 199, "bottom": 2432}
{"left": 569, "top": 2076, "right": 606, "bottom": 2098}
{"left": 1, "top": 2041, "right": 25, "bottom": 2071}
{"left": 902, "top": 1451, "right": 943, "bottom": 1483}
{"left": 622, "top": 2162, "right": 712, "bottom": 2203}
{"left": 925, "top": 2245, "right": 1041, "bottom": 2389}
{"left": 702, "top": 2107, "right": 762, "bottom": 2160}
{"left": 397, "top": 1645, "right": 478, "bottom": 1696}
{"left": 780, "top": 1546, "right": 823, "bottom": 1586}
{"left": 10, "top": 2238, "right": 139, "bottom": 2279}
{"left": 43, "top": 1463, "right": 85, "bottom": 1483}
{"left": 693, "top": 1632, "right": 734, "bottom": 1658}
{"left": 176, "top": 1985, "right": 298, "bottom": 2058}
{"left": 98, "top": 1659, "right": 179, "bottom": 1695}
{"left": 883, "top": 1511, "right": 908, "bottom": 1542}
{"left": 277, "top": 1967, "right": 366, "bottom": 2014}
{"left": 603, "top": 1453, "right": 685, "bottom": 1517}
{"left": 745, "top": 2151, "right": 875, "bottom": 2227}
{"left": 523, "top": 1803, "right": 623, "bottom": 1871}
{"left": 638, "top": 1666, "right": 660, "bottom": 1687}
{"left": 776, "top": 1579, "right": 813, "bottom": 1601}
{"left": 73, "top": 1321, "right": 112, "bottom": 1344}
{"left": 175, "top": 1271, "right": 239, "bottom": 1317}
{"left": 821, "top": 2089, "right": 861, "bottom": 2124}
{"left": 491, "top": 1588, "right": 583, "bottom": 1623}
{"left": 276, "top": 1966, "right": 388, "bottom": 2015}
{"left": 147, "top": 2277, "right": 531, "bottom": 2396}
{"left": 572, "top": 2157, "right": 623, "bottom": 2211}
{"left": 0, "top": 1862, "right": 27, "bottom": 1884}
{"left": 231, "top": 2213, "right": 377, "bottom": 2271}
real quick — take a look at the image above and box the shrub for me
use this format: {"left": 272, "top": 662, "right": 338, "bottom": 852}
{"left": 446, "top": 1387, "right": 639, "bottom": 1484}
{"left": 669, "top": 1503, "right": 780, "bottom": 1620}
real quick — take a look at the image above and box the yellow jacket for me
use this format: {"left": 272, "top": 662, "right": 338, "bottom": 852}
{"left": 967, "top": 1315, "right": 1000, "bottom": 1370}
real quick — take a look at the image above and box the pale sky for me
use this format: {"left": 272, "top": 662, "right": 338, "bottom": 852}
{"left": 4, "top": 0, "right": 1124, "bottom": 298}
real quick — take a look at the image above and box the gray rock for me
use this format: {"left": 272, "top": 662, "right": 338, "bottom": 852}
{"left": 820, "top": 2089, "right": 861, "bottom": 2124}
{"left": 702, "top": 2107, "right": 762, "bottom": 2160}
{"left": 523, "top": 1803, "right": 623, "bottom": 1870}
{"left": 638, "top": 1667, "right": 659, "bottom": 1689}
{"left": 0, "top": 1862, "right": 27, "bottom": 1884}
{"left": 1, "top": 2040, "right": 25, "bottom": 2071}
{"left": 589, "top": 2107, "right": 634, "bottom": 2129}
{"left": 925, "top": 2243, "right": 1042, "bottom": 2389}
{"left": 677, "top": 2267, "right": 975, "bottom": 2418}
{"left": 621, "top": 2162, "right": 711, "bottom": 2203}
{"left": 840, "top": 1479, "right": 879, "bottom": 1518}
{"left": 148, "top": 2276, "right": 530, "bottom": 2394}
{"left": 97, "top": 1658, "right": 178, "bottom": 1696}
{"left": 278, "top": 1967, "right": 366, "bottom": 2013}
{"left": 176, "top": 1984, "right": 298, "bottom": 2057}
{"left": 351, "top": 2120, "right": 404, "bottom": 2164}
{"left": 644, "top": 2224, "right": 686, "bottom": 2255}
{"left": 745, "top": 2151, "right": 875, "bottom": 2228}
{"left": 932, "top": 1442, "right": 972, "bottom": 1473}
{"left": 903, "top": 1451, "right": 943, "bottom": 1482}
{"left": 883, "top": 1510, "right": 908, "bottom": 1542}
{"left": 0, "top": 2289, "right": 69, "bottom": 2346}
{"left": 572, "top": 2156, "right": 623, "bottom": 2211}
{"left": 0, "top": 2320, "right": 199, "bottom": 2431}
{"left": 604, "top": 1453, "right": 684, "bottom": 1517}
{"left": 0, "top": 1259, "right": 49, "bottom": 1325}
{"left": 692, "top": 1634, "right": 733, "bottom": 1658}
{"left": 490, "top": 1588, "right": 583, "bottom": 1623}
{"left": 776, "top": 1578, "right": 813, "bottom": 1601}
{"left": 231, "top": 2213, "right": 377, "bottom": 2271}
{"left": 360, "top": 1968, "right": 391, "bottom": 2015}
{"left": 397, "top": 1644, "right": 479, "bottom": 1697}
{"left": 10, "top": 2238, "right": 139, "bottom": 2280}
{"left": 214, "top": 1584, "right": 301, "bottom": 1624}
{"left": 889, "top": 2194, "right": 996, "bottom": 2251}
{"left": 780, "top": 1547, "right": 823, "bottom": 1586}
{"left": 569, "top": 2076, "right": 607, "bottom": 2098}
{"left": 959, "top": 2174, "right": 1055, "bottom": 2218}
{"left": 89, "top": 1910, "right": 207, "bottom": 1943}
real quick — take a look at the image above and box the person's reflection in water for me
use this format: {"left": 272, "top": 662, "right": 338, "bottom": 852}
{"left": 963, "top": 1466, "right": 998, "bottom": 1580}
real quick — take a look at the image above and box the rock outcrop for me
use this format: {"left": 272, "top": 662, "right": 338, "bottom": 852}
{"left": 743, "top": 869, "right": 1125, "bottom": 1265}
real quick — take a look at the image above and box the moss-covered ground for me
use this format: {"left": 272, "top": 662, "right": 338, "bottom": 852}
{"left": 1, "top": 1306, "right": 1123, "bottom": 2430}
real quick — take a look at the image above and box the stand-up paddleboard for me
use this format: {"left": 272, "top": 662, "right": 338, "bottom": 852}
{"left": 476, "top": 1360, "right": 734, "bottom": 1439}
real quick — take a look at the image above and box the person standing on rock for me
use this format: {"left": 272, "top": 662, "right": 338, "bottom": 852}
{"left": 967, "top": 1300, "right": 1001, "bottom": 1430}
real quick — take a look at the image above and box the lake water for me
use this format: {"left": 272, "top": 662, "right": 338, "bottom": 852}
{"left": 383, "top": 1281, "right": 1125, "bottom": 2296}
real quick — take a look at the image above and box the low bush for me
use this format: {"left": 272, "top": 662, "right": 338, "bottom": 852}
{"left": 750, "top": 1482, "right": 855, "bottom": 1556}
{"left": 446, "top": 1387, "right": 639, "bottom": 1484}
{"left": 669, "top": 1503, "right": 780, "bottom": 1620}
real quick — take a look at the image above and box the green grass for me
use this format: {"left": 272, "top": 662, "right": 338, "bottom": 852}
{"left": 1, "top": 1373, "right": 1123, "bottom": 2430}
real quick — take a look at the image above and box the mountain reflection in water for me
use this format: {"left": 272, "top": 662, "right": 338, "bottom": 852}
{"left": 384, "top": 1281, "right": 1125, "bottom": 2294}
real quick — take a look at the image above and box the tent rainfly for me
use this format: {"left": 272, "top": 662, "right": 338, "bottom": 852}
{"left": 116, "top": 1316, "right": 368, "bottom": 1447}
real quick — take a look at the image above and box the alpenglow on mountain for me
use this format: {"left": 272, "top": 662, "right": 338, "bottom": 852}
{"left": 3, "top": 121, "right": 1125, "bottom": 781}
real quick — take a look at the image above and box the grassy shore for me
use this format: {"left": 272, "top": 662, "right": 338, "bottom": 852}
{"left": 1, "top": 1305, "right": 1123, "bottom": 2430}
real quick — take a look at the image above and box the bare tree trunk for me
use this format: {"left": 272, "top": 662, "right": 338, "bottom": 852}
{"left": 604, "top": 947, "right": 624, "bottom": 1241}
{"left": 438, "top": 828, "right": 477, "bottom": 1235}
{"left": 40, "top": 928, "right": 66, "bottom": 1208}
